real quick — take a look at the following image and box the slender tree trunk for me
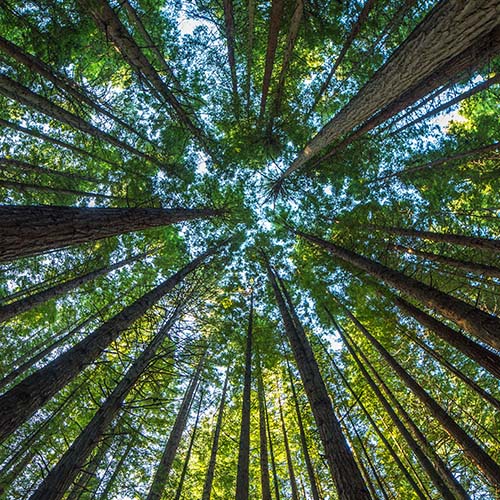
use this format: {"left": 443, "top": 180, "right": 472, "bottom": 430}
{"left": 146, "top": 353, "right": 205, "bottom": 500}
{"left": 245, "top": 0, "right": 255, "bottom": 113}
{"left": 297, "top": 229, "right": 500, "bottom": 350}
{"left": 265, "top": 402, "right": 281, "bottom": 500}
{"left": 390, "top": 294, "right": 500, "bottom": 379}
{"left": 279, "top": 398, "right": 299, "bottom": 500}
{"left": 98, "top": 439, "right": 133, "bottom": 499}
{"left": 281, "top": 2, "right": 500, "bottom": 180}
{"left": 394, "top": 73, "right": 500, "bottom": 135}
{"left": 392, "top": 244, "right": 500, "bottom": 279}
{"left": 202, "top": 369, "right": 229, "bottom": 500}
{"left": 235, "top": 292, "right": 253, "bottom": 500}
{"left": 343, "top": 305, "right": 500, "bottom": 488}
{"left": 329, "top": 313, "right": 465, "bottom": 500}
{"left": 0, "top": 205, "right": 221, "bottom": 262}
{"left": 0, "top": 251, "right": 147, "bottom": 323}
{"left": 257, "top": 355, "right": 272, "bottom": 500}
{"left": 259, "top": 0, "right": 284, "bottom": 119}
{"left": 222, "top": 0, "right": 240, "bottom": 117}
{"left": 0, "top": 74, "right": 156, "bottom": 163}
{"left": 265, "top": 260, "right": 371, "bottom": 500}
{"left": 173, "top": 390, "right": 204, "bottom": 500}
{"left": 0, "top": 244, "right": 221, "bottom": 443}
{"left": 286, "top": 361, "right": 321, "bottom": 500}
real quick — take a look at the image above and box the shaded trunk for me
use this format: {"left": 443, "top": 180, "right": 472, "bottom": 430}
{"left": 391, "top": 294, "right": 500, "bottom": 379}
{"left": 222, "top": 0, "right": 240, "bottom": 117}
{"left": 99, "top": 439, "right": 134, "bottom": 499}
{"left": 257, "top": 355, "right": 272, "bottom": 500}
{"left": 265, "top": 260, "right": 370, "bottom": 500}
{"left": 259, "top": 0, "right": 284, "bottom": 119}
{"left": 279, "top": 398, "right": 299, "bottom": 500}
{"left": 282, "top": 3, "right": 500, "bottom": 179}
{"left": 297, "top": 229, "right": 500, "bottom": 350}
{"left": 265, "top": 402, "right": 281, "bottom": 500}
{"left": 0, "top": 205, "right": 221, "bottom": 262}
{"left": 235, "top": 292, "right": 253, "bottom": 500}
{"left": 0, "top": 244, "right": 221, "bottom": 443}
{"left": 245, "top": 0, "right": 255, "bottom": 113}
{"left": 146, "top": 353, "right": 205, "bottom": 500}
{"left": 0, "top": 74, "right": 156, "bottom": 163}
{"left": 343, "top": 305, "right": 500, "bottom": 488}
{"left": 202, "top": 369, "right": 229, "bottom": 500}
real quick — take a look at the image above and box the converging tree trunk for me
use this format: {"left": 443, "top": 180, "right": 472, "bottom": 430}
{"left": 279, "top": 397, "right": 299, "bottom": 500}
{"left": 0, "top": 205, "right": 221, "bottom": 262}
{"left": 257, "top": 355, "right": 272, "bottom": 500}
{"left": 222, "top": 0, "right": 240, "bottom": 117}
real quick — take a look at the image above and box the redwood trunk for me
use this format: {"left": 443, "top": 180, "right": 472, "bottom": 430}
{"left": 223, "top": 0, "right": 240, "bottom": 116}
{"left": 279, "top": 399, "right": 299, "bottom": 500}
{"left": 257, "top": 356, "right": 272, "bottom": 500}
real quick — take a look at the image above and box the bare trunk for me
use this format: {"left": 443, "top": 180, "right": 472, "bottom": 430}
{"left": 99, "top": 439, "right": 133, "bottom": 499}
{"left": 279, "top": 398, "right": 299, "bottom": 500}
{"left": 222, "top": 0, "right": 240, "bottom": 117}
{"left": 235, "top": 292, "right": 253, "bottom": 500}
{"left": 265, "top": 402, "right": 281, "bottom": 500}
{"left": 297, "top": 230, "right": 500, "bottom": 350}
{"left": 257, "top": 355, "right": 272, "bottom": 500}
{"left": 0, "top": 205, "right": 221, "bottom": 262}
{"left": 245, "top": 0, "right": 255, "bottom": 113}
{"left": 0, "top": 245, "right": 221, "bottom": 443}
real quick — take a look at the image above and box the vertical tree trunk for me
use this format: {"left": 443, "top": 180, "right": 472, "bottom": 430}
{"left": 245, "top": 0, "right": 255, "bottom": 113}
{"left": 222, "top": 0, "right": 240, "bottom": 117}
{"left": 257, "top": 355, "right": 272, "bottom": 500}
{"left": 342, "top": 305, "right": 500, "bottom": 488}
{"left": 265, "top": 259, "right": 370, "bottom": 500}
{"left": 235, "top": 292, "right": 253, "bottom": 500}
{"left": 202, "top": 369, "right": 229, "bottom": 500}
{"left": 99, "top": 439, "right": 134, "bottom": 499}
{"left": 297, "top": 229, "right": 500, "bottom": 350}
{"left": 146, "top": 353, "right": 205, "bottom": 500}
{"left": 0, "top": 205, "right": 221, "bottom": 262}
{"left": 0, "top": 244, "right": 221, "bottom": 443}
{"left": 279, "top": 398, "right": 299, "bottom": 500}
{"left": 265, "top": 403, "right": 281, "bottom": 500}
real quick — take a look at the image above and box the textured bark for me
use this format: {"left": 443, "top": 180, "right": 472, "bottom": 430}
{"left": 297, "top": 230, "right": 500, "bottom": 350}
{"left": 235, "top": 293, "right": 253, "bottom": 500}
{"left": 310, "top": 0, "right": 377, "bottom": 114}
{"left": 344, "top": 306, "right": 500, "bottom": 488}
{"left": 202, "top": 369, "right": 229, "bottom": 500}
{"left": 78, "top": 0, "right": 213, "bottom": 158}
{"left": 0, "top": 205, "right": 221, "bottom": 262}
{"left": 146, "top": 354, "right": 204, "bottom": 500}
{"left": 245, "top": 0, "right": 255, "bottom": 112}
{"left": 222, "top": 0, "right": 240, "bottom": 116}
{"left": 257, "top": 356, "right": 272, "bottom": 500}
{"left": 394, "top": 73, "right": 500, "bottom": 134}
{"left": 332, "top": 317, "right": 466, "bottom": 500}
{"left": 0, "top": 245, "right": 220, "bottom": 443}
{"left": 392, "top": 244, "right": 500, "bottom": 279}
{"left": 0, "top": 35, "right": 149, "bottom": 143}
{"left": 0, "top": 74, "right": 156, "bottom": 163}
{"left": 283, "top": 1, "right": 500, "bottom": 178}
{"left": 391, "top": 295, "right": 500, "bottom": 379}
{"left": 286, "top": 361, "right": 321, "bottom": 500}
{"left": 279, "top": 398, "right": 299, "bottom": 500}
{"left": 0, "top": 251, "right": 145, "bottom": 323}
{"left": 259, "top": 0, "right": 284, "bottom": 118}
{"left": 265, "top": 262, "right": 370, "bottom": 500}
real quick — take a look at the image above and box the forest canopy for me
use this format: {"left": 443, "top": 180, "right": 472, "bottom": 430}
{"left": 0, "top": 0, "right": 499, "bottom": 499}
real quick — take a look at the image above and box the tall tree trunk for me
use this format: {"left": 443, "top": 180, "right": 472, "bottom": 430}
{"left": 280, "top": 2, "right": 500, "bottom": 180}
{"left": 202, "top": 369, "right": 229, "bottom": 500}
{"left": 222, "top": 0, "right": 240, "bottom": 117}
{"left": 146, "top": 353, "right": 205, "bottom": 500}
{"left": 98, "top": 439, "right": 134, "bottom": 499}
{"left": 0, "top": 74, "right": 157, "bottom": 163}
{"left": 265, "top": 260, "right": 371, "bottom": 500}
{"left": 0, "top": 35, "right": 150, "bottom": 143}
{"left": 391, "top": 294, "right": 500, "bottom": 379}
{"left": 259, "top": 0, "right": 284, "bottom": 119}
{"left": 28, "top": 310, "right": 180, "bottom": 500}
{"left": 0, "top": 251, "right": 147, "bottom": 323}
{"left": 329, "top": 312, "right": 466, "bottom": 500}
{"left": 257, "top": 355, "right": 272, "bottom": 500}
{"left": 0, "top": 244, "right": 221, "bottom": 443}
{"left": 342, "top": 305, "right": 500, "bottom": 488}
{"left": 245, "top": 0, "right": 255, "bottom": 113}
{"left": 265, "top": 402, "right": 281, "bottom": 500}
{"left": 391, "top": 244, "right": 500, "bottom": 279}
{"left": 279, "top": 398, "right": 299, "bottom": 500}
{"left": 297, "top": 229, "right": 500, "bottom": 350}
{"left": 173, "top": 390, "right": 204, "bottom": 500}
{"left": 0, "top": 205, "right": 221, "bottom": 262}
{"left": 286, "top": 360, "right": 321, "bottom": 500}
{"left": 235, "top": 292, "right": 253, "bottom": 500}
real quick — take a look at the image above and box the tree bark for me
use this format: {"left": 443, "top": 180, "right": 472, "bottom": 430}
{"left": 265, "top": 260, "right": 370, "bottom": 500}
{"left": 265, "top": 401, "right": 281, "bottom": 500}
{"left": 98, "top": 439, "right": 134, "bottom": 499}
{"left": 235, "top": 292, "right": 253, "bottom": 500}
{"left": 281, "top": 1, "right": 500, "bottom": 179}
{"left": 222, "top": 0, "right": 240, "bottom": 117}
{"left": 257, "top": 355, "right": 272, "bottom": 500}
{"left": 343, "top": 305, "right": 500, "bottom": 489}
{"left": 146, "top": 353, "right": 205, "bottom": 500}
{"left": 279, "top": 398, "right": 299, "bottom": 500}
{"left": 0, "top": 205, "right": 221, "bottom": 262}
{"left": 245, "top": 0, "right": 255, "bottom": 113}
{"left": 0, "top": 244, "right": 221, "bottom": 443}
{"left": 297, "top": 229, "right": 500, "bottom": 350}
{"left": 202, "top": 369, "right": 229, "bottom": 500}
